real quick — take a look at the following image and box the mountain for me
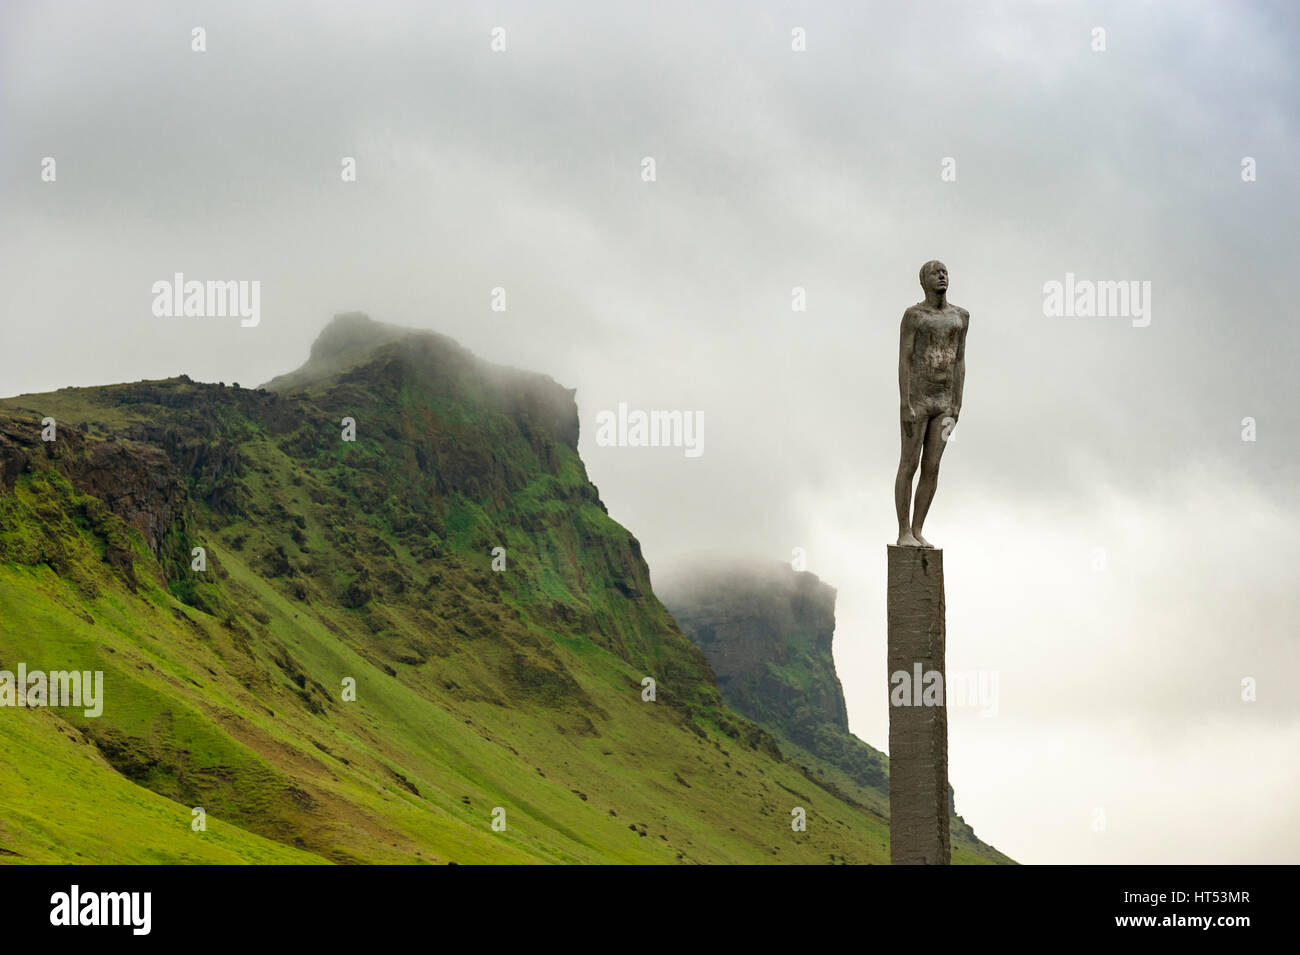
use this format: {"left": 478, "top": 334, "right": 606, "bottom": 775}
{"left": 658, "top": 561, "right": 1010, "bottom": 861}
{"left": 0, "top": 313, "right": 1008, "bottom": 863}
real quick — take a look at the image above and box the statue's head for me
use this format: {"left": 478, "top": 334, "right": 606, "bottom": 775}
{"left": 919, "top": 260, "right": 948, "bottom": 294}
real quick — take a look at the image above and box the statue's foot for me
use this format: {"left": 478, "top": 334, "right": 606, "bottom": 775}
{"left": 896, "top": 532, "right": 923, "bottom": 547}
{"left": 912, "top": 532, "right": 934, "bottom": 548}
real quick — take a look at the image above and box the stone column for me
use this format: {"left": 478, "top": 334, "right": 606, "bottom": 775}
{"left": 887, "top": 545, "right": 950, "bottom": 865}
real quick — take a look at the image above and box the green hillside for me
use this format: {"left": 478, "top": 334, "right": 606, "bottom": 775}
{"left": 0, "top": 313, "right": 1008, "bottom": 864}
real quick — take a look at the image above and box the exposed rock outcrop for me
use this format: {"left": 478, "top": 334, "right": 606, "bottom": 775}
{"left": 659, "top": 561, "right": 887, "bottom": 791}
{"left": 0, "top": 415, "right": 185, "bottom": 558}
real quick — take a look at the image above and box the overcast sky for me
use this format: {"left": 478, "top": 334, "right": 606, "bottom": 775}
{"left": 3, "top": 0, "right": 1297, "bottom": 864}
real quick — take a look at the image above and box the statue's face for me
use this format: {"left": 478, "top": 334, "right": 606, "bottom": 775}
{"left": 923, "top": 262, "right": 948, "bottom": 294}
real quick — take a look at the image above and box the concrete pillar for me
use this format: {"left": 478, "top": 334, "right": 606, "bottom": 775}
{"left": 887, "top": 545, "right": 950, "bottom": 865}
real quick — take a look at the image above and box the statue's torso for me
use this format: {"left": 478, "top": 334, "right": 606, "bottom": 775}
{"left": 909, "top": 306, "right": 964, "bottom": 411}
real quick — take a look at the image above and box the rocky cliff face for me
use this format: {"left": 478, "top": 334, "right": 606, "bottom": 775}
{"left": 660, "top": 563, "right": 849, "bottom": 730}
{"left": 0, "top": 418, "right": 183, "bottom": 555}
{"left": 659, "top": 562, "right": 886, "bottom": 791}
{"left": 0, "top": 416, "right": 192, "bottom": 591}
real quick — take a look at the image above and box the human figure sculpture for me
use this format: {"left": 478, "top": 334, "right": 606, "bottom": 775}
{"left": 895, "top": 260, "right": 968, "bottom": 548}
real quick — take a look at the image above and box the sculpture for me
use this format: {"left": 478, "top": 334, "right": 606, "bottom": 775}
{"left": 894, "top": 261, "right": 968, "bottom": 548}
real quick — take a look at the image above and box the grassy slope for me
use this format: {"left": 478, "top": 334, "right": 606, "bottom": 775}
{"left": 0, "top": 322, "right": 1009, "bottom": 864}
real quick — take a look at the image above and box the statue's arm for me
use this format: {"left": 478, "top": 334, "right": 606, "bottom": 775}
{"left": 898, "top": 309, "right": 916, "bottom": 420}
{"left": 953, "top": 308, "right": 969, "bottom": 415}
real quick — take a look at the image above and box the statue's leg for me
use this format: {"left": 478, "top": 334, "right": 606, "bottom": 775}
{"left": 910, "top": 414, "right": 951, "bottom": 546}
{"left": 895, "top": 416, "right": 928, "bottom": 546}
